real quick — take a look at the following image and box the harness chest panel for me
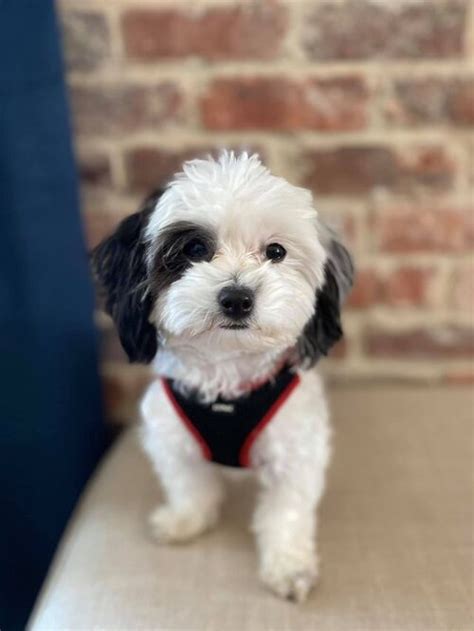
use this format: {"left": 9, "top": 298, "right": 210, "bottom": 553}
{"left": 162, "top": 367, "right": 300, "bottom": 468}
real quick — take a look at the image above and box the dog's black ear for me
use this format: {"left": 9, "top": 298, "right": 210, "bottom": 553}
{"left": 297, "top": 226, "right": 354, "bottom": 367}
{"left": 91, "top": 191, "right": 163, "bottom": 364}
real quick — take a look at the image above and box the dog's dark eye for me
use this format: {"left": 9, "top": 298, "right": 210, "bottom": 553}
{"left": 183, "top": 238, "right": 209, "bottom": 261}
{"left": 265, "top": 243, "right": 286, "bottom": 262}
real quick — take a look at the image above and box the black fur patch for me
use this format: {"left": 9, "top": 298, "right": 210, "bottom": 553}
{"left": 91, "top": 191, "right": 217, "bottom": 364}
{"left": 150, "top": 222, "right": 216, "bottom": 296}
{"left": 297, "top": 260, "right": 344, "bottom": 367}
{"left": 91, "top": 191, "right": 162, "bottom": 364}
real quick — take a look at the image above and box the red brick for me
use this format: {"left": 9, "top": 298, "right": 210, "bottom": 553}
{"left": 77, "top": 151, "right": 111, "bottom": 189}
{"left": 304, "top": 145, "right": 454, "bottom": 195}
{"left": 383, "top": 266, "right": 434, "bottom": 307}
{"left": 443, "top": 371, "right": 474, "bottom": 385}
{"left": 200, "top": 76, "right": 368, "bottom": 131}
{"left": 125, "top": 146, "right": 266, "bottom": 193}
{"left": 348, "top": 266, "right": 434, "bottom": 308}
{"left": 386, "top": 77, "right": 474, "bottom": 127}
{"left": 122, "top": 3, "right": 287, "bottom": 61}
{"left": 82, "top": 208, "right": 123, "bottom": 250}
{"left": 306, "top": 147, "right": 396, "bottom": 195}
{"left": 329, "top": 337, "right": 348, "bottom": 360}
{"left": 451, "top": 264, "right": 474, "bottom": 312}
{"left": 61, "top": 10, "right": 110, "bottom": 71}
{"left": 348, "top": 269, "right": 380, "bottom": 309}
{"left": 376, "top": 206, "right": 473, "bottom": 253}
{"left": 303, "top": 1, "right": 467, "bottom": 61}
{"left": 365, "top": 326, "right": 474, "bottom": 358}
{"left": 396, "top": 146, "right": 455, "bottom": 191}
{"left": 126, "top": 148, "right": 209, "bottom": 193}
{"left": 70, "top": 83, "right": 182, "bottom": 137}
{"left": 448, "top": 81, "right": 474, "bottom": 125}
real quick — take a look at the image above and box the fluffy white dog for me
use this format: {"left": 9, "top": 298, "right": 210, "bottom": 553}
{"left": 92, "top": 151, "right": 354, "bottom": 602}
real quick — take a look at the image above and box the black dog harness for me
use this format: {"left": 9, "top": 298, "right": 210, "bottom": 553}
{"left": 162, "top": 366, "right": 300, "bottom": 468}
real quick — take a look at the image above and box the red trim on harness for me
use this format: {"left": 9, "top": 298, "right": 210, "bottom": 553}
{"left": 161, "top": 378, "right": 212, "bottom": 461}
{"left": 239, "top": 373, "right": 300, "bottom": 467}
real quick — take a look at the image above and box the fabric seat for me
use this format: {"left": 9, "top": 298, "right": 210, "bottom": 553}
{"left": 30, "top": 386, "right": 473, "bottom": 631}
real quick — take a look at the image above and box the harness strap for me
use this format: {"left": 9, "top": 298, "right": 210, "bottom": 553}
{"left": 239, "top": 373, "right": 300, "bottom": 466}
{"left": 161, "top": 369, "right": 300, "bottom": 468}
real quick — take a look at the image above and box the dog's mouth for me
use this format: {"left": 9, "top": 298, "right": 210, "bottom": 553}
{"left": 219, "top": 323, "right": 250, "bottom": 330}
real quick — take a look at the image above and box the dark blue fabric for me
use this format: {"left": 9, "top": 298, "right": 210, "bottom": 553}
{"left": 0, "top": 2, "right": 107, "bottom": 628}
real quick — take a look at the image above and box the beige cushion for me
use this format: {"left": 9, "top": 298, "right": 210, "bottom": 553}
{"left": 30, "top": 387, "right": 473, "bottom": 630}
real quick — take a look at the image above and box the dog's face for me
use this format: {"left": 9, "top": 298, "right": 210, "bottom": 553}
{"left": 92, "top": 152, "right": 353, "bottom": 365}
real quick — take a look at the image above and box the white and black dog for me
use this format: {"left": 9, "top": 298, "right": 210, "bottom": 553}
{"left": 92, "top": 151, "right": 354, "bottom": 602}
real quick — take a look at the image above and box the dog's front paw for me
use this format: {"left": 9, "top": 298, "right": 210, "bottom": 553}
{"left": 149, "top": 504, "right": 219, "bottom": 544}
{"left": 259, "top": 551, "right": 318, "bottom": 603}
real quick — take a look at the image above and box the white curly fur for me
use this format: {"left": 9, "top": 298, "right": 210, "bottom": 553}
{"left": 139, "top": 152, "right": 348, "bottom": 602}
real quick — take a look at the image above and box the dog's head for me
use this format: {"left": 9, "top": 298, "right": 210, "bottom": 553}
{"left": 91, "top": 152, "right": 354, "bottom": 366}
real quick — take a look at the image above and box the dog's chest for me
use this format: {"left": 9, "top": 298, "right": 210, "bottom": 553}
{"left": 162, "top": 367, "right": 300, "bottom": 468}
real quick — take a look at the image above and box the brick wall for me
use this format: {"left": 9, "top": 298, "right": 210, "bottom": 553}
{"left": 58, "top": 0, "right": 473, "bottom": 419}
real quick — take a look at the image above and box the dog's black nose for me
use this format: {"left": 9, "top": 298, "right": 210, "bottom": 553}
{"left": 218, "top": 286, "right": 254, "bottom": 320}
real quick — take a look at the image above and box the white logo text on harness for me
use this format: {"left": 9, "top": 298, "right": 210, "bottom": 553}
{"left": 211, "top": 403, "right": 235, "bottom": 414}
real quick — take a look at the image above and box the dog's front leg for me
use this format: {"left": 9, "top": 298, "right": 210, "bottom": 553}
{"left": 147, "top": 453, "right": 223, "bottom": 544}
{"left": 141, "top": 383, "right": 224, "bottom": 544}
{"left": 252, "top": 471, "right": 320, "bottom": 601}
{"left": 251, "top": 393, "right": 330, "bottom": 602}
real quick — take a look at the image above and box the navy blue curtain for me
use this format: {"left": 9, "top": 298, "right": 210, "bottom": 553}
{"left": 0, "top": 2, "right": 107, "bottom": 629}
